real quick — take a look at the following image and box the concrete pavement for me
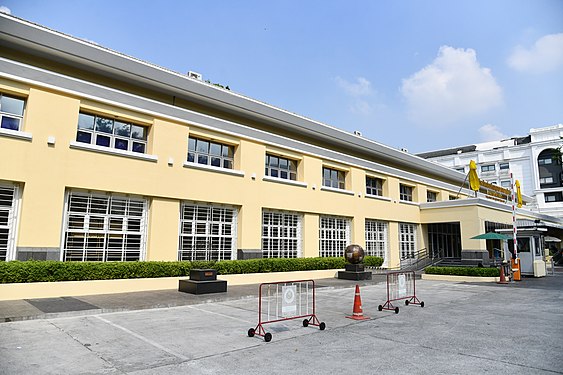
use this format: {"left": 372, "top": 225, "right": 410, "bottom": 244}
{"left": 1, "top": 272, "right": 562, "bottom": 374}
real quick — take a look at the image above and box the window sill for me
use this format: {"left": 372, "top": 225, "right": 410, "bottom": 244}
{"left": 263, "top": 176, "right": 308, "bottom": 188}
{"left": 0, "top": 128, "right": 32, "bottom": 141}
{"left": 183, "top": 161, "right": 245, "bottom": 177}
{"left": 399, "top": 200, "right": 419, "bottom": 206}
{"left": 365, "top": 194, "right": 392, "bottom": 202}
{"left": 320, "top": 186, "right": 355, "bottom": 196}
{"left": 70, "top": 141, "right": 158, "bottom": 162}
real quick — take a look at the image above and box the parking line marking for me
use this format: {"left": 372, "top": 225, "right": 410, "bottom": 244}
{"left": 94, "top": 316, "right": 189, "bottom": 361}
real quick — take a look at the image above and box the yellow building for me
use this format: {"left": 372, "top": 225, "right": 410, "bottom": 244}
{"left": 0, "top": 13, "right": 560, "bottom": 270}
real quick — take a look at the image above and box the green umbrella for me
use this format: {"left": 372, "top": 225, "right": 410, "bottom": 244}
{"left": 471, "top": 232, "right": 512, "bottom": 240}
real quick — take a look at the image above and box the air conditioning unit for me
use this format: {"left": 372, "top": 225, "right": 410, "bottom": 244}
{"left": 188, "top": 71, "right": 202, "bottom": 80}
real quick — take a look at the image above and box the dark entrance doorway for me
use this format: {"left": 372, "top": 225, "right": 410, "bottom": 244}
{"left": 428, "top": 223, "right": 462, "bottom": 258}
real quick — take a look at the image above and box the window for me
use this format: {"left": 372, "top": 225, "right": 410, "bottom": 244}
{"left": 319, "top": 216, "right": 350, "bottom": 257}
{"left": 179, "top": 202, "right": 237, "bottom": 261}
{"left": 76, "top": 113, "right": 147, "bottom": 153}
{"left": 399, "top": 223, "right": 417, "bottom": 259}
{"left": 0, "top": 185, "right": 18, "bottom": 261}
{"left": 499, "top": 163, "right": 509, "bottom": 171}
{"left": 323, "top": 167, "right": 345, "bottom": 189}
{"left": 63, "top": 191, "right": 147, "bottom": 262}
{"left": 265, "top": 154, "right": 297, "bottom": 180}
{"left": 501, "top": 180, "right": 512, "bottom": 188}
{"left": 455, "top": 167, "right": 465, "bottom": 173}
{"left": 538, "top": 149, "right": 562, "bottom": 189}
{"left": 365, "top": 220, "right": 387, "bottom": 260}
{"left": 426, "top": 191, "right": 437, "bottom": 202}
{"left": 399, "top": 184, "right": 413, "bottom": 202}
{"left": 449, "top": 195, "right": 458, "bottom": 200}
{"left": 0, "top": 93, "right": 25, "bottom": 131}
{"left": 188, "top": 137, "right": 234, "bottom": 169}
{"left": 262, "top": 211, "right": 301, "bottom": 258}
{"left": 481, "top": 164, "right": 495, "bottom": 173}
{"left": 545, "top": 192, "right": 563, "bottom": 203}
{"left": 366, "top": 176, "right": 383, "bottom": 196}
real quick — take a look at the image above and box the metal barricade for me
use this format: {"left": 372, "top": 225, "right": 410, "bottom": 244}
{"left": 247, "top": 279, "right": 326, "bottom": 342}
{"left": 378, "top": 271, "right": 424, "bottom": 314}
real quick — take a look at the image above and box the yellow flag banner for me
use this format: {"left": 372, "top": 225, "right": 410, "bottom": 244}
{"left": 516, "top": 180, "right": 522, "bottom": 208}
{"left": 468, "top": 160, "right": 480, "bottom": 192}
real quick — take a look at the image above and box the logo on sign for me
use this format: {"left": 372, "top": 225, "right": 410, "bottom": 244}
{"left": 398, "top": 274, "right": 407, "bottom": 298}
{"left": 282, "top": 285, "right": 297, "bottom": 316}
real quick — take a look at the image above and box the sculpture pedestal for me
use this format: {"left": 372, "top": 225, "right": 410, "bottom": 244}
{"left": 178, "top": 269, "right": 228, "bottom": 295}
{"left": 338, "top": 263, "right": 372, "bottom": 280}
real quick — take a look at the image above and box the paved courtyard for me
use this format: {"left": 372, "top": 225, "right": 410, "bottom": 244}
{"left": 1, "top": 273, "right": 562, "bottom": 374}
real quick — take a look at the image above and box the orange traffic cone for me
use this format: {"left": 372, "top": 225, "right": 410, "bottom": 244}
{"left": 497, "top": 264, "right": 508, "bottom": 284}
{"left": 346, "top": 284, "right": 370, "bottom": 320}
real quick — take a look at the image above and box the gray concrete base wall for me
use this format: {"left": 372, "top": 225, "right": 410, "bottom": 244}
{"left": 16, "top": 247, "right": 60, "bottom": 261}
{"left": 461, "top": 249, "right": 490, "bottom": 266}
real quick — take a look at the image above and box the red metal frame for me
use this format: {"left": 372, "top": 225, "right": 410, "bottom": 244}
{"left": 380, "top": 271, "right": 423, "bottom": 311}
{"left": 251, "top": 279, "right": 323, "bottom": 339}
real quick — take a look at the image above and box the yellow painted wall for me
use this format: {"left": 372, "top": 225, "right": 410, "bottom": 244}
{"left": 1, "top": 79, "right": 542, "bottom": 270}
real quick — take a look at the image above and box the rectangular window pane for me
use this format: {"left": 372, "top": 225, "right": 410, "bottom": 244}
{"left": 1, "top": 117, "right": 20, "bottom": 131}
{"left": 78, "top": 113, "right": 95, "bottom": 130}
{"left": 131, "top": 125, "right": 146, "bottom": 140}
{"left": 96, "top": 118, "right": 113, "bottom": 134}
{"left": 1, "top": 95, "right": 25, "bottom": 116}
{"left": 96, "top": 135, "right": 111, "bottom": 147}
{"left": 114, "top": 121, "right": 131, "bottom": 137}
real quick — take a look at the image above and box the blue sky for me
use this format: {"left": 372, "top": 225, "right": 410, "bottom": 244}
{"left": 2, "top": 0, "right": 562, "bottom": 152}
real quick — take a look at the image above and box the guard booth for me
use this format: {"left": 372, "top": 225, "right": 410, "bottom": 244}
{"left": 500, "top": 229, "right": 546, "bottom": 277}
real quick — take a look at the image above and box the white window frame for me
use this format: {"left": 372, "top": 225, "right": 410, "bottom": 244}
{"left": 76, "top": 112, "right": 148, "bottom": 154}
{"left": 188, "top": 136, "right": 234, "bottom": 170}
{"left": 366, "top": 176, "right": 383, "bottom": 196}
{"left": 400, "top": 184, "right": 413, "bottom": 202}
{"left": 426, "top": 191, "right": 438, "bottom": 202}
{"left": 61, "top": 191, "right": 148, "bottom": 262}
{"left": 399, "top": 223, "right": 417, "bottom": 259}
{"left": 178, "top": 202, "right": 237, "bottom": 261}
{"left": 265, "top": 154, "right": 297, "bottom": 181}
{"left": 365, "top": 219, "right": 388, "bottom": 267}
{"left": 322, "top": 167, "right": 346, "bottom": 190}
{"left": 319, "top": 215, "right": 350, "bottom": 257}
{"left": 481, "top": 164, "right": 496, "bottom": 173}
{"left": 0, "top": 183, "right": 20, "bottom": 261}
{"left": 0, "top": 93, "right": 25, "bottom": 132}
{"left": 262, "top": 210, "right": 302, "bottom": 258}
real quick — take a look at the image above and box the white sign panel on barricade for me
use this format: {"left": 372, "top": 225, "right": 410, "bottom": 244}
{"left": 282, "top": 285, "right": 297, "bottom": 317}
{"left": 398, "top": 274, "right": 407, "bottom": 298}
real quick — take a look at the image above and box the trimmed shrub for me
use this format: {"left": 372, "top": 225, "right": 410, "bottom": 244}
{"left": 425, "top": 266, "right": 500, "bottom": 277}
{"left": 0, "top": 256, "right": 384, "bottom": 283}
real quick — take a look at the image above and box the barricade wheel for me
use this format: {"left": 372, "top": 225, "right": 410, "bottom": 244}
{"left": 378, "top": 305, "right": 383, "bottom": 311}
{"left": 264, "top": 332, "right": 272, "bottom": 342}
{"left": 319, "top": 322, "right": 326, "bottom": 331}
{"left": 394, "top": 307, "right": 399, "bottom": 314}
{"left": 247, "top": 328, "right": 255, "bottom": 337}
{"left": 405, "top": 300, "right": 410, "bottom": 306}
{"left": 420, "top": 301, "right": 425, "bottom": 308}
{"left": 302, "top": 319, "right": 309, "bottom": 327}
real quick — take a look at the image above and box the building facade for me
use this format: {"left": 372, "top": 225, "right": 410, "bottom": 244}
{"left": 418, "top": 125, "right": 563, "bottom": 219}
{"left": 1, "top": 14, "right": 561, "bottom": 269}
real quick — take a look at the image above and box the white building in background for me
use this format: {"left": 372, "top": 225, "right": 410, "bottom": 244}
{"left": 418, "top": 124, "right": 563, "bottom": 219}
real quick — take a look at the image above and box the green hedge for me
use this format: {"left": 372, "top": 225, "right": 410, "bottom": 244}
{"left": 0, "top": 256, "right": 383, "bottom": 284}
{"left": 425, "top": 266, "right": 500, "bottom": 277}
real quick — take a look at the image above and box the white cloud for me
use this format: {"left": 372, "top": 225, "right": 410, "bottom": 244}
{"left": 507, "top": 33, "right": 563, "bottom": 73}
{"left": 335, "top": 76, "right": 373, "bottom": 97}
{"left": 478, "top": 124, "right": 507, "bottom": 142}
{"left": 0, "top": 6, "right": 11, "bottom": 14}
{"left": 401, "top": 46, "right": 503, "bottom": 126}
{"left": 335, "top": 76, "right": 374, "bottom": 115}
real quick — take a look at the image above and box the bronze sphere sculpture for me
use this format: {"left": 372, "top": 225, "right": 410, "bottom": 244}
{"left": 344, "top": 244, "right": 365, "bottom": 264}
